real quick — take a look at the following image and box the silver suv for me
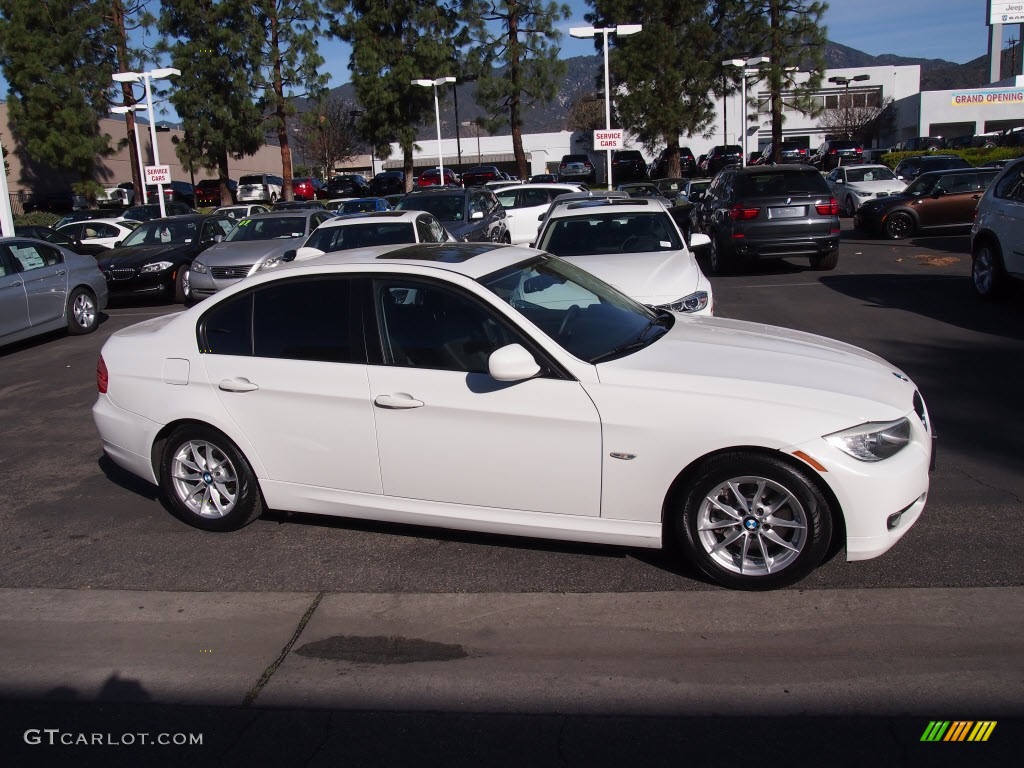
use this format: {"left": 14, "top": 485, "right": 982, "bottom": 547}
{"left": 970, "top": 157, "right": 1024, "bottom": 298}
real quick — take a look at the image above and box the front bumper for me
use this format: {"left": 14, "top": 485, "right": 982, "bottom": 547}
{"left": 101, "top": 266, "right": 179, "bottom": 297}
{"left": 189, "top": 270, "right": 245, "bottom": 298}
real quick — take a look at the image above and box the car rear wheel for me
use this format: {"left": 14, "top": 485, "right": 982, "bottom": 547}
{"left": 707, "top": 234, "right": 731, "bottom": 275}
{"left": 972, "top": 241, "right": 1008, "bottom": 299}
{"left": 66, "top": 287, "right": 99, "bottom": 335}
{"left": 810, "top": 250, "right": 838, "bottom": 270}
{"left": 673, "top": 453, "right": 833, "bottom": 590}
{"left": 884, "top": 212, "right": 914, "bottom": 240}
{"left": 160, "top": 425, "right": 263, "bottom": 532}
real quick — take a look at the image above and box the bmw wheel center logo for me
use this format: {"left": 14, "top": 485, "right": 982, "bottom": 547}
{"left": 743, "top": 517, "right": 760, "bottom": 531}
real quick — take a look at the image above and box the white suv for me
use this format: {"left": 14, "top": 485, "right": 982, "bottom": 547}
{"left": 534, "top": 197, "right": 713, "bottom": 315}
{"left": 970, "top": 158, "right": 1024, "bottom": 298}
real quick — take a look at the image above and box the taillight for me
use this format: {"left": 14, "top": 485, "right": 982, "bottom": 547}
{"left": 829, "top": 149, "right": 837, "bottom": 154}
{"left": 855, "top": 147, "right": 862, "bottom": 154}
{"left": 816, "top": 198, "right": 839, "bottom": 215}
{"left": 97, "top": 355, "right": 108, "bottom": 394}
{"left": 728, "top": 204, "right": 760, "bottom": 220}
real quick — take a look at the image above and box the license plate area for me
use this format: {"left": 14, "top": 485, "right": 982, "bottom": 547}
{"left": 769, "top": 205, "right": 806, "bottom": 219}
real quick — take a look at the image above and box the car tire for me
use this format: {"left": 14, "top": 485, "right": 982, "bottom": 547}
{"left": 707, "top": 234, "right": 733, "bottom": 275}
{"left": 66, "top": 287, "right": 99, "bottom": 335}
{"left": 810, "top": 250, "right": 839, "bottom": 270}
{"left": 843, "top": 196, "right": 856, "bottom": 218}
{"left": 884, "top": 211, "right": 914, "bottom": 240}
{"left": 159, "top": 424, "right": 263, "bottom": 532}
{"left": 502, "top": 230, "right": 511, "bottom": 244}
{"left": 173, "top": 264, "right": 191, "bottom": 304}
{"left": 972, "top": 240, "right": 1008, "bottom": 299}
{"left": 673, "top": 452, "right": 834, "bottom": 590}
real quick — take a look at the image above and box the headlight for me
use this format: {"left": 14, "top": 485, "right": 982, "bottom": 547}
{"left": 824, "top": 417, "right": 911, "bottom": 462}
{"left": 191, "top": 260, "right": 208, "bottom": 274}
{"left": 658, "top": 291, "right": 709, "bottom": 313}
{"left": 255, "top": 257, "right": 281, "bottom": 273}
{"left": 139, "top": 261, "right": 173, "bottom": 273}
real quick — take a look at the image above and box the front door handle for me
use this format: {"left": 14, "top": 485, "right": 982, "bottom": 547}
{"left": 218, "top": 378, "right": 259, "bottom": 393}
{"left": 374, "top": 393, "right": 424, "bottom": 409}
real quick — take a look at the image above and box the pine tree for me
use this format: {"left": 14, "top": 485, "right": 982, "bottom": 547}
{"left": 159, "top": 0, "right": 266, "bottom": 205}
{"left": 325, "top": 1, "right": 465, "bottom": 192}
{"left": 0, "top": 1, "right": 117, "bottom": 184}
{"left": 463, "top": 1, "right": 570, "bottom": 181}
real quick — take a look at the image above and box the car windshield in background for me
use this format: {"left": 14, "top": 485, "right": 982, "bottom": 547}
{"left": 222, "top": 217, "right": 306, "bottom": 241}
{"left": 735, "top": 170, "right": 828, "bottom": 196}
{"left": 305, "top": 223, "right": 415, "bottom": 252}
{"left": 480, "top": 255, "right": 666, "bottom": 363}
{"left": 120, "top": 219, "right": 200, "bottom": 247}
{"left": 397, "top": 195, "right": 464, "bottom": 222}
{"left": 845, "top": 167, "right": 897, "bottom": 183}
{"left": 539, "top": 212, "right": 683, "bottom": 256}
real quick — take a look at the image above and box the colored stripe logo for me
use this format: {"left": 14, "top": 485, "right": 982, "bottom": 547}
{"left": 921, "top": 721, "right": 996, "bottom": 742}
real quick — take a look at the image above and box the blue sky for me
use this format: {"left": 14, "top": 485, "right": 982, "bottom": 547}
{"left": 0, "top": 0, "right": 1006, "bottom": 122}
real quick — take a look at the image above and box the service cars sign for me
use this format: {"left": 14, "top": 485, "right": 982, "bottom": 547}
{"left": 145, "top": 165, "right": 172, "bottom": 185}
{"left": 594, "top": 129, "right": 624, "bottom": 150}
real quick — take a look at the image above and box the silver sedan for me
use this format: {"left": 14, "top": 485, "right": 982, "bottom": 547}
{"left": 1, "top": 236, "right": 108, "bottom": 347}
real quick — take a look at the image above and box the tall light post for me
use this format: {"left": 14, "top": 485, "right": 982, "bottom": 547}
{"left": 112, "top": 67, "right": 180, "bottom": 217}
{"left": 111, "top": 104, "right": 148, "bottom": 205}
{"left": 412, "top": 76, "right": 456, "bottom": 185}
{"left": 828, "top": 74, "right": 870, "bottom": 140}
{"left": 570, "top": 24, "right": 642, "bottom": 190}
{"left": 723, "top": 56, "right": 770, "bottom": 167}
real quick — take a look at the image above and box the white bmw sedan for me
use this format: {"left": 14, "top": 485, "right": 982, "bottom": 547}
{"left": 93, "top": 243, "right": 932, "bottom": 589}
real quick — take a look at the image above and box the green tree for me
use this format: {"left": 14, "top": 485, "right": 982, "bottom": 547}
{"left": 585, "top": 1, "right": 750, "bottom": 178}
{"left": 325, "top": 1, "right": 465, "bottom": 192}
{"left": 248, "top": 1, "right": 329, "bottom": 200}
{"left": 463, "top": 1, "right": 570, "bottom": 180}
{"left": 0, "top": 1, "right": 117, "bottom": 184}
{"left": 159, "top": 0, "right": 265, "bottom": 205}
{"left": 740, "top": 1, "right": 828, "bottom": 163}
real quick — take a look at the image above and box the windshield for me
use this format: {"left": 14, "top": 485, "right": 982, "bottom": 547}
{"left": 480, "top": 255, "right": 668, "bottom": 363}
{"left": 397, "top": 195, "right": 465, "bottom": 222}
{"left": 121, "top": 219, "right": 200, "bottom": 247}
{"left": 305, "top": 223, "right": 414, "bottom": 252}
{"left": 845, "top": 167, "right": 897, "bottom": 183}
{"left": 538, "top": 211, "right": 683, "bottom": 256}
{"left": 223, "top": 216, "right": 307, "bottom": 242}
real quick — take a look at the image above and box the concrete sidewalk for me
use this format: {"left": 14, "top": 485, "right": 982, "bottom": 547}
{"left": 0, "top": 587, "right": 1021, "bottom": 766}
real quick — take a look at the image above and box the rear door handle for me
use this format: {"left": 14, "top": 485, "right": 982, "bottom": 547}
{"left": 374, "top": 393, "right": 424, "bottom": 409}
{"left": 218, "top": 378, "right": 259, "bottom": 392}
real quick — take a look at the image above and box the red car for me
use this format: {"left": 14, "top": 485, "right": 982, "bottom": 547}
{"left": 291, "top": 177, "right": 328, "bottom": 201}
{"left": 417, "top": 168, "right": 461, "bottom": 188}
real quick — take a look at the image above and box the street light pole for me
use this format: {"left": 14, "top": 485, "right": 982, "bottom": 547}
{"left": 570, "top": 24, "right": 642, "bottom": 190}
{"left": 723, "top": 56, "right": 770, "bottom": 167}
{"left": 112, "top": 67, "right": 180, "bottom": 218}
{"left": 412, "top": 76, "right": 456, "bottom": 185}
{"left": 111, "top": 104, "right": 148, "bottom": 205}
{"left": 828, "top": 74, "right": 870, "bottom": 140}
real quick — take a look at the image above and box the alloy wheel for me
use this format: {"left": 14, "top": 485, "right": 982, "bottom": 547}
{"left": 170, "top": 440, "right": 239, "bottom": 518}
{"left": 72, "top": 292, "right": 96, "bottom": 330}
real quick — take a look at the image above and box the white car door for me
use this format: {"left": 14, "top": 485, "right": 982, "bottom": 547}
{"left": 367, "top": 277, "right": 602, "bottom": 516}
{"left": 496, "top": 188, "right": 553, "bottom": 245}
{"left": 198, "top": 276, "right": 381, "bottom": 493}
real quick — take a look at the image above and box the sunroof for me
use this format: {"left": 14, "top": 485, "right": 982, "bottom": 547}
{"left": 375, "top": 243, "right": 504, "bottom": 263}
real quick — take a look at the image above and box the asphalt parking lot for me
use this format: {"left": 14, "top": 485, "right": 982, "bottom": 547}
{"left": 1, "top": 221, "right": 1022, "bottom": 594}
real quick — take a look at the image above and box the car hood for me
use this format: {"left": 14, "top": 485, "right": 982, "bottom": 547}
{"left": 97, "top": 243, "right": 192, "bottom": 267}
{"left": 561, "top": 250, "right": 702, "bottom": 304}
{"left": 198, "top": 238, "right": 301, "bottom": 266}
{"left": 596, "top": 315, "right": 916, "bottom": 421}
{"left": 846, "top": 180, "right": 905, "bottom": 196}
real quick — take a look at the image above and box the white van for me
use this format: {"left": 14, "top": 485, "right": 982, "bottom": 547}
{"left": 237, "top": 173, "right": 284, "bottom": 203}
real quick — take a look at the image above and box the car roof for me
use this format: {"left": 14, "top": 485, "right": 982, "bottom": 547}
{"left": 57, "top": 218, "right": 133, "bottom": 227}
{"left": 546, "top": 197, "right": 669, "bottom": 218}
{"left": 492, "top": 182, "right": 584, "bottom": 192}
{"left": 916, "top": 167, "right": 994, "bottom": 177}
{"left": 249, "top": 209, "right": 329, "bottom": 218}
{"left": 315, "top": 211, "right": 421, "bottom": 227}
{"left": 734, "top": 163, "right": 819, "bottom": 175}
{"left": 268, "top": 242, "right": 537, "bottom": 280}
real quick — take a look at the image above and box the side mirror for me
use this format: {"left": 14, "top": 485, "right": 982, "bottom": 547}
{"left": 114, "top": 240, "right": 123, "bottom": 248}
{"left": 689, "top": 233, "right": 711, "bottom": 250}
{"left": 213, "top": 234, "right": 224, "bottom": 243}
{"left": 488, "top": 343, "right": 541, "bottom": 382}
{"left": 471, "top": 210, "right": 484, "bottom": 220}
{"left": 835, "top": 179, "right": 844, "bottom": 184}
{"left": 281, "top": 249, "right": 298, "bottom": 262}
{"left": 294, "top": 246, "right": 325, "bottom": 261}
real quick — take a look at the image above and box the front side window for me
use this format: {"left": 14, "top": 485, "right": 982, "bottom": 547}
{"left": 375, "top": 279, "right": 520, "bottom": 373}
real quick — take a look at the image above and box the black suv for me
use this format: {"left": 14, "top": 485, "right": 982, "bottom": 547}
{"left": 369, "top": 171, "right": 406, "bottom": 196}
{"left": 610, "top": 150, "right": 648, "bottom": 184}
{"left": 892, "top": 154, "right": 971, "bottom": 183}
{"left": 649, "top": 147, "right": 697, "bottom": 178}
{"left": 327, "top": 174, "right": 370, "bottom": 198}
{"left": 558, "top": 154, "right": 597, "bottom": 185}
{"left": 396, "top": 187, "right": 508, "bottom": 243}
{"left": 703, "top": 145, "right": 743, "bottom": 176}
{"left": 693, "top": 164, "right": 840, "bottom": 274}
{"left": 810, "top": 140, "right": 864, "bottom": 171}
{"left": 757, "top": 141, "right": 810, "bottom": 165}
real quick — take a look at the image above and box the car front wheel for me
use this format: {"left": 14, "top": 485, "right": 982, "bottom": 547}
{"left": 174, "top": 265, "right": 191, "bottom": 303}
{"left": 159, "top": 425, "right": 263, "bottom": 531}
{"left": 673, "top": 453, "right": 833, "bottom": 590}
{"left": 884, "top": 211, "right": 914, "bottom": 240}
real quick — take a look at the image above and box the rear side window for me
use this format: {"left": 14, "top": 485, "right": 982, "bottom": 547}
{"left": 993, "top": 161, "right": 1024, "bottom": 200}
{"left": 252, "top": 279, "right": 353, "bottom": 363}
{"left": 735, "top": 171, "right": 829, "bottom": 196}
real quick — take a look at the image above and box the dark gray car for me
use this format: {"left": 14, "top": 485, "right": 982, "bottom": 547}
{"left": 1, "top": 237, "right": 108, "bottom": 346}
{"left": 693, "top": 164, "right": 840, "bottom": 274}
{"left": 396, "top": 188, "right": 509, "bottom": 243}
